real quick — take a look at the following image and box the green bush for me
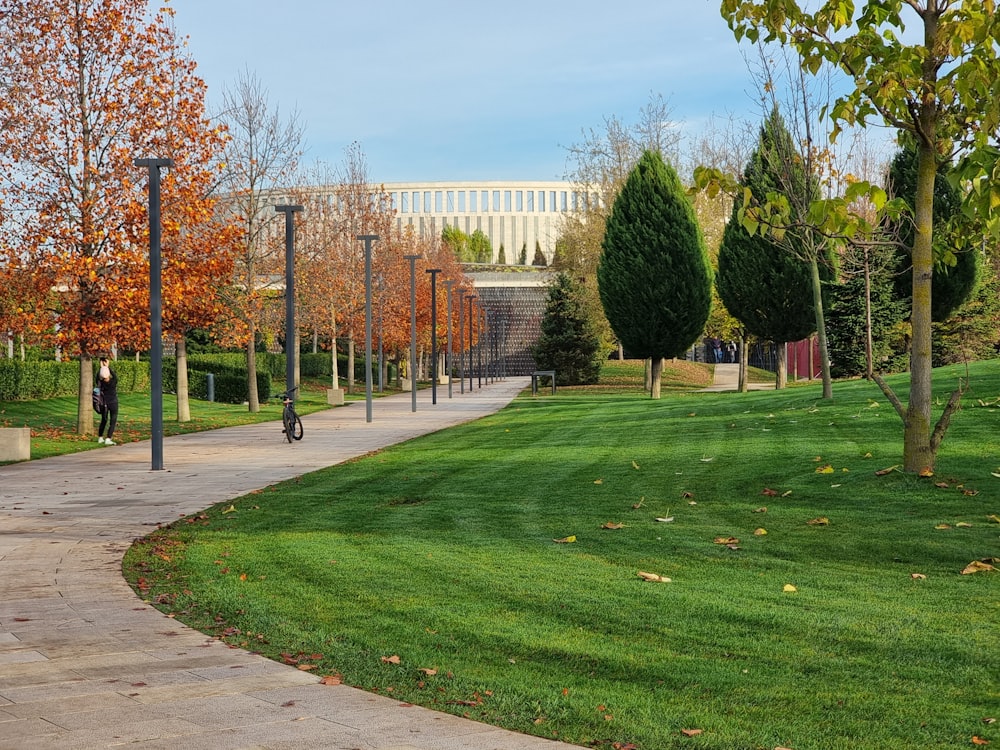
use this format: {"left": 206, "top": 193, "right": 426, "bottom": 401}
{"left": 0, "top": 358, "right": 149, "bottom": 401}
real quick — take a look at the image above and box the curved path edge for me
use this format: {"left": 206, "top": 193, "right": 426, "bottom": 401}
{"left": 0, "top": 378, "right": 579, "bottom": 750}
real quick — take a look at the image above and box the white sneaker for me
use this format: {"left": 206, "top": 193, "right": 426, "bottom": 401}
{"left": 97, "top": 436, "right": 106, "bottom": 444}
{"left": 104, "top": 439, "right": 115, "bottom": 446}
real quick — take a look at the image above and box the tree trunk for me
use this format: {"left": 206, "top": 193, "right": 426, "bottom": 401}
{"left": 176, "top": 335, "right": 190, "bottom": 423}
{"left": 650, "top": 357, "right": 663, "bottom": 399}
{"left": 775, "top": 342, "right": 787, "bottom": 389}
{"left": 246, "top": 328, "right": 259, "bottom": 413}
{"left": 331, "top": 310, "right": 339, "bottom": 389}
{"left": 904, "top": 126, "right": 938, "bottom": 472}
{"left": 347, "top": 337, "right": 355, "bottom": 395}
{"left": 809, "top": 254, "right": 833, "bottom": 399}
{"left": 738, "top": 333, "right": 748, "bottom": 393}
{"left": 77, "top": 355, "right": 94, "bottom": 434}
{"left": 644, "top": 358, "right": 652, "bottom": 391}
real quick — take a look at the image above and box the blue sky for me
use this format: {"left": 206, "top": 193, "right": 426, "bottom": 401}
{"left": 167, "top": 0, "right": 763, "bottom": 183}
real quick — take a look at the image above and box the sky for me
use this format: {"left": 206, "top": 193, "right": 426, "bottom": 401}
{"left": 167, "top": 0, "right": 765, "bottom": 184}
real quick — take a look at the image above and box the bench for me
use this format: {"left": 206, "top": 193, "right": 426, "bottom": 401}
{"left": 0, "top": 427, "right": 30, "bottom": 462}
{"left": 531, "top": 370, "right": 556, "bottom": 395}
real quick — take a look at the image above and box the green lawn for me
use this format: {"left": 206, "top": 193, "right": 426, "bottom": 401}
{"left": 113, "top": 361, "right": 1000, "bottom": 747}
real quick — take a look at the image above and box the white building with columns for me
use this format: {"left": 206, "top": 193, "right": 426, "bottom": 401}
{"left": 381, "top": 181, "right": 589, "bottom": 264}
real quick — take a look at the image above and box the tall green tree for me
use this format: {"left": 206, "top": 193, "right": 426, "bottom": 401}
{"left": 719, "top": 0, "right": 1000, "bottom": 472}
{"left": 598, "top": 150, "right": 712, "bottom": 398}
{"left": 716, "top": 108, "right": 827, "bottom": 389}
{"left": 469, "top": 229, "right": 491, "bottom": 263}
{"left": 531, "top": 273, "right": 603, "bottom": 385}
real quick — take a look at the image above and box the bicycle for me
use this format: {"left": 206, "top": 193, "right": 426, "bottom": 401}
{"left": 278, "top": 387, "right": 303, "bottom": 443}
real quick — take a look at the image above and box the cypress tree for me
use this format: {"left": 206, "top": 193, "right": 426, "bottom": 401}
{"left": 597, "top": 150, "right": 712, "bottom": 397}
{"left": 716, "top": 108, "right": 830, "bottom": 387}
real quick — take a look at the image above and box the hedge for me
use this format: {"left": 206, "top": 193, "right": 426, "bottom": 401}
{"left": 0, "top": 359, "right": 149, "bottom": 401}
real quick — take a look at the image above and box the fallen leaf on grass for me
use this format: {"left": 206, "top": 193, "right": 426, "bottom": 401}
{"left": 935, "top": 523, "right": 952, "bottom": 530}
{"left": 600, "top": 522, "right": 625, "bottom": 530}
{"left": 632, "top": 460, "right": 640, "bottom": 470}
{"left": 297, "top": 664, "right": 317, "bottom": 671}
{"left": 911, "top": 573, "right": 927, "bottom": 580}
{"left": 783, "top": 584, "right": 797, "bottom": 593}
{"left": 754, "top": 506, "right": 768, "bottom": 513}
{"left": 962, "top": 560, "right": 997, "bottom": 575}
{"left": 918, "top": 466, "right": 934, "bottom": 477}
{"left": 956, "top": 522, "right": 973, "bottom": 528}
{"left": 418, "top": 667, "right": 437, "bottom": 675}
{"left": 593, "top": 479, "right": 603, "bottom": 485}
{"left": 222, "top": 504, "right": 237, "bottom": 513}
{"left": 553, "top": 535, "right": 576, "bottom": 543}
{"left": 680, "top": 728, "right": 703, "bottom": 737}
{"left": 988, "top": 515, "right": 1000, "bottom": 524}
{"left": 807, "top": 517, "right": 830, "bottom": 526}
{"left": 655, "top": 516, "right": 675, "bottom": 523}
{"left": 381, "top": 655, "right": 401, "bottom": 665}
{"left": 637, "top": 571, "right": 671, "bottom": 582}
{"left": 972, "top": 737, "right": 989, "bottom": 745}
{"left": 875, "top": 465, "right": 901, "bottom": 476}
{"left": 816, "top": 464, "right": 834, "bottom": 474}
{"left": 319, "top": 674, "right": 342, "bottom": 685}
{"left": 714, "top": 536, "right": 740, "bottom": 545}
{"left": 761, "top": 487, "right": 779, "bottom": 496}
{"left": 754, "top": 528, "right": 767, "bottom": 536}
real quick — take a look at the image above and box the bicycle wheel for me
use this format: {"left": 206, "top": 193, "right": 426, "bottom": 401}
{"left": 282, "top": 408, "right": 294, "bottom": 443}
{"left": 290, "top": 412, "right": 303, "bottom": 441}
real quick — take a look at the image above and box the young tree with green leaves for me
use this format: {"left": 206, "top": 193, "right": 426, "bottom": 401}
{"left": 598, "top": 150, "right": 713, "bottom": 398}
{"left": 531, "top": 273, "right": 603, "bottom": 385}
{"left": 718, "top": 0, "right": 1000, "bottom": 472}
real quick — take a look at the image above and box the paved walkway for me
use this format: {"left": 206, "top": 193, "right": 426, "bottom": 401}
{"left": 0, "top": 378, "right": 580, "bottom": 750}
{"left": 700, "top": 363, "right": 775, "bottom": 392}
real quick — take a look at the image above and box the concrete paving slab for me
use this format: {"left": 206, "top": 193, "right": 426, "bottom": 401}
{"left": 0, "top": 378, "right": 581, "bottom": 749}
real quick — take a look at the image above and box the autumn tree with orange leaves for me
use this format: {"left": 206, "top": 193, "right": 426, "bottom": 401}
{"left": 0, "top": 0, "right": 233, "bottom": 433}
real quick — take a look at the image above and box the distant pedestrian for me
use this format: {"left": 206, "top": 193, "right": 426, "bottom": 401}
{"left": 726, "top": 340, "right": 737, "bottom": 363}
{"left": 712, "top": 337, "right": 723, "bottom": 363}
{"left": 97, "top": 357, "right": 119, "bottom": 446}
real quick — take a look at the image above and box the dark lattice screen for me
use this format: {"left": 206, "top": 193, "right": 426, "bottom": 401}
{"left": 473, "top": 285, "right": 548, "bottom": 376}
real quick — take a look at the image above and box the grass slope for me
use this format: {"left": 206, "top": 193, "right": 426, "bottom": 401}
{"left": 124, "top": 361, "right": 1000, "bottom": 750}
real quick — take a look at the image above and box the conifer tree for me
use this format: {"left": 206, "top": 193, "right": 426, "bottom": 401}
{"left": 598, "top": 150, "right": 712, "bottom": 398}
{"left": 532, "top": 273, "right": 602, "bottom": 385}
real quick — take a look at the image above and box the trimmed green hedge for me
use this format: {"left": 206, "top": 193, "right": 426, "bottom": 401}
{"left": 0, "top": 359, "right": 149, "bottom": 401}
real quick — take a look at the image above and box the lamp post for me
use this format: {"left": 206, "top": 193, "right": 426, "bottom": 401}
{"left": 478, "top": 307, "right": 485, "bottom": 388}
{"left": 457, "top": 291, "right": 465, "bottom": 394}
{"left": 443, "top": 280, "right": 454, "bottom": 399}
{"left": 358, "top": 234, "right": 379, "bottom": 423}
{"left": 275, "top": 205, "right": 304, "bottom": 406}
{"left": 466, "top": 295, "right": 476, "bottom": 392}
{"left": 426, "top": 268, "right": 441, "bottom": 404}
{"left": 404, "top": 254, "right": 420, "bottom": 412}
{"left": 134, "top": 157, "right": 172, "bottom": 471}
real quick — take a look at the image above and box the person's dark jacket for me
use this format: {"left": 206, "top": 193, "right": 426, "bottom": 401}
{"left": 99, "top": 370, "right": 119, "bottom": 408}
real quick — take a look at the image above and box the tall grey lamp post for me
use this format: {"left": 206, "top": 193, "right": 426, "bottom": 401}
{"left": 276, "top": 205, "right": 304, "bottom": 406}
{"left": 443, "top": 280, "right": 454, "bottom": 399}
{"left": 426, "top": 268, "right": 441, "bottom": 404}
{"left": 134, "top": 157, "right": 172, "bottom": 471}
{"left": 404, "top": 254, "right": 420, "bottom": 412}
{"left": 358, "top": 234, "right": 379, "bottom": 423}
{"left": 478, "top": 307, "right": 485, "bottom": 388}
{"left": 457, "top": 292, "right": 465, "bottom": 395}
{"left": 466, "top": 295, "right": 476, "bottom": 392}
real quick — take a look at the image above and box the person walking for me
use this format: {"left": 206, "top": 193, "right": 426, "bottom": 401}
{"left": 97, "top": 357, "right": 119, "bottom": 446}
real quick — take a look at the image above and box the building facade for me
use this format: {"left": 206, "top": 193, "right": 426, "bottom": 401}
{"left": 382, "top": 181, "right": 583, "bottom": 264}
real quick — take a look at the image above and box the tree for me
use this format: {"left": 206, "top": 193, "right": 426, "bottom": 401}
{"left": 469, "top": 229, "right": 491, "bottom": 263}
{"left": 214, "top": 69, "right": 303, "bottom": 412}
{"left": 558, "top": 94, "right": 681, "bottom": 358}
{"left": 532, "top": 273, "right": 602, "bottom": 385}
{"left": 598, "top": 150, "right": 713, "bottom": 398}
{"left": 0, "top": 0, "right": 230, "bottom": 433}
{"left": 497, "top": 243, "right": 507, "bottom": 265}
{"left": 518, "top": 243, "right": 528, "bottom": 265}
{"left": 716, "top": 108, "right": 829, "bottom": 389}
{"left": 531, "top": 243, "right": 548, "bottom": 266}
{"left": 826, "top": 266, "right": 908, "bottom": 378}
{"left": 719, "top": 0, "right": 1000, "bottom": 472}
